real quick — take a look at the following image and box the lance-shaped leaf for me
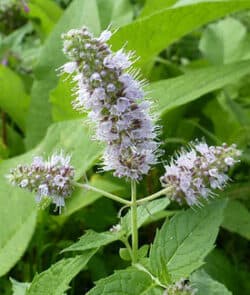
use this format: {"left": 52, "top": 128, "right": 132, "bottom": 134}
{"left": 26, "top": 250, "right": 97, "bottom": 295}
{"left": 149, "top": 200, "right": 227, "bottom": 283}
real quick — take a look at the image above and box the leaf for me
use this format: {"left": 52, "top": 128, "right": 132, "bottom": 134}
{"left": 62, "top": 230, "right": 124, "bottom": 253}
{"left": 0, "top": 120, "right": 102, "bottom": 276}
{"left": 0, "top": 65, "right": 30, "bottom": 131}
{"left": 149, "top": 200, "right": 227, "bottom": 283}
{"left": 111, "top": 1, "right": 250, "bottom": 67}
{"left": 63, "top": 175, "right": 124, "bottom": 217}
{"left": 26, "top": 0, "right": 101, "bottom": 148}
{"left": 147, "top": 60, "right": 250, "bottom": 117}
{"left": 10, "top": 278, "right": 30, "bottom": 295}
{"left": 199, "top": 17, "right": 250, "bottom": 64}
{"left": 140, "top": 0, "right": 177, "bottom": 17}
{"left": 28, "top": 0, "right": 62, "bottom": 37}
{"left": 121, "top": 197, "right": 170, "bottom": 234}
{"left": 50, "top": 76, "right": 84, "bottom": 122}
{"left": 222, "top": 200, "right": 250, "bottom": 240}
{"left": 190, "top": 269, "right": 232, "bottom": 295}
{"left": 0, "top": 183, "right": 37, "bottom": 277}
{"left": 97, "top": 0, "right": 133, "bottom": 29}
{"left": 86, "top": 268, "right": 163, "bottom": 295}
{"left": 26, "top": 250, "right": 97, "bottom": 295}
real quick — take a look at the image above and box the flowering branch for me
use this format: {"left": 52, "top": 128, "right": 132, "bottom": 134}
{"left": 74, "top": 182, "right": 130, "bottom": 205}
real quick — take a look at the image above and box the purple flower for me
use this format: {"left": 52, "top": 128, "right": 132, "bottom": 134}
{"left": 61, "top": 27, "right": 159, "bottom": 180}
{"left": 7, "top": 152, "right": 75, "bottom": 213}
{"left": 160, "top": 141, "right": 241, "bottom": 206}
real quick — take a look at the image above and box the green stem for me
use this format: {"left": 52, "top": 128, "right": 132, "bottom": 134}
{"left": 121, "top": 237, "right": 133, "bottom": 261}
{"left": 136, "top": 186, "right": 172, "bottom": 205}
{"left": 74, "top": 182, "right": 130, "bottom": 205}
{"left": 131, "top": 180, "right": 138, "bottom": 263}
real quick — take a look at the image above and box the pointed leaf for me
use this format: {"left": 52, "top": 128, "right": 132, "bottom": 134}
{"left": 148, "top": 60, "right": 250, "bottom": 117}
{"left": 26, "top": 250, "right": 97, "bottom": 295}
{"left": 111, "top": 1, "right": 250, "bottom": 66}
{"left": 150, "top": 200, "right": 227, "bottom": 282}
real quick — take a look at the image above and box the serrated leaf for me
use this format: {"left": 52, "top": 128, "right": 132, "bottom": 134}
{"left": 26, "top": 250, "right": 97, "bottom": 295}
{"left": 111, "top": 1, "right": 250, "bottom": 67}
{"left": 26, "top": 0, "right": 101, "bottom": 148}
{"left": 147, "top": 60, "right": 250, "bottom": 117}
{"left": 0, "top": 119, "right": 102, "bottom": 276}
{"left": 62, "top": 230, "right": 124, "bottom": 253}
{"left": 86, "top": 268, "right": 163, "bottom": 295}
{"left": 222, "top": 200, "right": 250, "bottom": 240}
{"left": 191, "top": 269, "right": 232, "bottom": 295}
{"left": 0, "top": 65, "right": 30, "bottom": 131}
{"left": 121, "top": 197, "right": 170, "bottom": 234}
{"left": 149, "top": 200, "right": 227, "bottom": 283}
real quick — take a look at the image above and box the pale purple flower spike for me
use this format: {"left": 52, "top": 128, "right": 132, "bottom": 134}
{"left": 7, "top": 152, "right": 75, "bottom": 213}
{"left": 160, "top": 141, "right": 241, "bottom": 206}
{"left": 60, "top": 27, "right": 158, "bottom": 180}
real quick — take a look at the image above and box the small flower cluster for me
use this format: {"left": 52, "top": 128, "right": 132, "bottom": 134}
{"left": 60, "top": 27, "right": 158, "bottom": 180}
{"left": 160, "top": 141, "right": 241, "bottom": 206}
{"left": 7, "top": 152, "right": 75, "bottom": 213}
{"left": 164, "top": 279, "right": 197, "bottom": 295}
{"left": 0, "top": 0, "right": 29, "bottom": 13}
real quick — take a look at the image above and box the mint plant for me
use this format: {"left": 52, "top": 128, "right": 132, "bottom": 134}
{"left": 7, "top": 26, "right": 242, "bottom": 295}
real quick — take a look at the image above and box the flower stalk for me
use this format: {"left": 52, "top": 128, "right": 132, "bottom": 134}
{"left": 131, "top": 180, "right": 138, "bottom": 263}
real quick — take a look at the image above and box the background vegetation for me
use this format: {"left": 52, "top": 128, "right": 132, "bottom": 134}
{"left": 0, "top": 0, "right": 250, "bottom": 294}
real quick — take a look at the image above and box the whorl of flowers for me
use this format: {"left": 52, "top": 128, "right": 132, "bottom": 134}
{"left": 164, "top": 279, "right": 197, "bottom": 295}
{"left": 0, "top": 0, "right": 29, "bottom": 13}
{"left": 7, "top": 152, "right": 75, "bottom": 213}
{"left": 160, "top": 141, "right": 241, "bottom": 206}
{"left": 60, "top": 27, "right": 158, "bottom": 180}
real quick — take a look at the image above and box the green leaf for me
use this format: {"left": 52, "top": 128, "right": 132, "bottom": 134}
{"left": 62, "top": 229, "right": 124, "bottom": 253}
{"left": 111, "top": 1, "right": 250, "bottom": 67}
{"left": 97, "top": 0, "right": 133, "bottom": 29}
{"left": 148, "top": 60, "right": 250, "bottom": 117}
{"left": 87, "top": 268, "right": 163, "bottom": 295}
{"left": 121, "top": 198, "right": 170, "bottom": 234}
{"left": 199, "top": 17, "right": 250, "bottom": 64}
{"left": 26, "top": 250, "right": 97, "bottom": 295}
{"left": 0, "top": 65, "right": 30, "bottom": 131}
{"left": 140, "top": 0, "right": 177, "bottom": 17}
{"left": 26, "top": 0, "right": 101, "bottom": 148}
{"left": 191, "top": 269, "right": 232, "bottom": 295}
{"left": 50, "top": 76, "right": 84, "bottom": 122}
{"left": 0, "top": 183, "right": 37, "bottom": 277}
{"left": 149, "top": 200, "right": 227, "bottom": 283}
{"left": 10, "top": 278, "right": 30, "bottom": 295}
{"left": 222, "top": 200, "right": 250, "bottom": 240}
{"left": 0, "top": 120, "right": 102, "bottom": 276}
{"left": 28, "top": 0, "right": 62, "bottom": 37}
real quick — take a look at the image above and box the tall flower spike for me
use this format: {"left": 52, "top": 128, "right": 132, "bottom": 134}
{"left": 160, "top": 141, "right": 241, "bottom": 206}
{"left": 60, "top": 27, "right": 158, "bottom": 180}
{"left": 7, "top": 152, "right": 75, "bottom": 213}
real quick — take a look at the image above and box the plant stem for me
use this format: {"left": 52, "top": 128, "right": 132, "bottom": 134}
{"left": 136, "top": 186, "right": 172, "bottom": 205}
{"left": 120, "top": 237, "right": 133, "bottom": 261}
{"left": 74, "top": 182, "right": 130, "bottom": 205}
{"left": 131, "top": 180, "right": 138, "bottom": 264}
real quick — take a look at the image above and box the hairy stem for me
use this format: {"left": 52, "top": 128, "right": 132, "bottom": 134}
{"left": 131, "top": 180, "right": 138, "bottom": 263}
{"left": 74, "top": 182, "right": 130, "bottom": 205}
{"left": 136, "top": 186, "right": 172, "bottom": 205}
